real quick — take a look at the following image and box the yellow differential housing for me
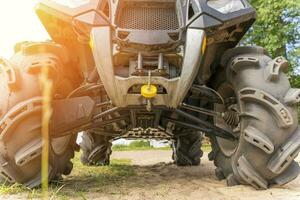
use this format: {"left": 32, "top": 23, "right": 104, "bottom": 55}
{"left": 141, "top": 85, "right": 157, "bottom": 98}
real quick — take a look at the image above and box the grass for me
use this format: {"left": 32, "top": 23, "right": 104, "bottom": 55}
{"left": 0, "top": 144, "right": 212, "bottom": 199}
{"left": 0, "top": 182, "right": 31, "bottom": 195}
{"left": 112, "top": 144, "right": 211, "bottom": 152}
{"left": 0, "top": 155, "right": 136, "bottom": 199}
{"left": 112, "top": 144, "right": 171, "bottom": 151}
{"left": 202, "top": 144, "right": 212, "bottom": 152}
{"left": 112, "top": 140, "right": 212, "bottom": 152}
{"left": 112, "top": 140, "right": 171, "bottom": 151}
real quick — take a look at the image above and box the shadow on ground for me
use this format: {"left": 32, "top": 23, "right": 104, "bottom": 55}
{"left": 1, "top": 151, "right": 300, "bottom": 200}
{"left": 61, "top": 160, "right": 215, "bottom": 197}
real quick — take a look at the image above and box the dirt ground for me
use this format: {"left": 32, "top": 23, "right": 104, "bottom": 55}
{"left": 108, "top": 150, "right": 300, "bottom": 200}
{"left": 2, "top": 150, "right": 300, "bottom": 200}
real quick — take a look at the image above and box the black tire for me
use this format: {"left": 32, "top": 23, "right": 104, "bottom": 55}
{"left": 80, "top": 132, "right": 112, "bottom": 166}
{"left": 172, "top": 131, "right": 203, "bottom": 166}
{"left": 0, "top": 42, "right": 78, "bottom": 188}
{"left": 208, "top": 47, "right": 300, "bottom": 189}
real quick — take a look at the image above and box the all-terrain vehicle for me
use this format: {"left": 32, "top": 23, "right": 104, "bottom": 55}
{"left": 0, "top": 0, "right": 299, "bottom": 190}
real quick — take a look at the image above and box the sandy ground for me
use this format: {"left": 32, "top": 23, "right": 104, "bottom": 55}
{"left": 109, "top": 150, "right": 300, "bottom": 200}
{"left": 2, "top": 150, "right": 300, "bottom": 200}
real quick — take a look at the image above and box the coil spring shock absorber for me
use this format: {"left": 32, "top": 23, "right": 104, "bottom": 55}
{"left": 181, "top": 103, "right": 240, "bottom": 127}
{"left": 221, "top": 111, "right": 240, "bottom": 127}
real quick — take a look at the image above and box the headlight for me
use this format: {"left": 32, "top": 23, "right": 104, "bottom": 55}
{"left": 207, "top": 0, "right": 245, "bottom": 14}
{"left": 50, "top": 0, "right": 90, "bottom": 8}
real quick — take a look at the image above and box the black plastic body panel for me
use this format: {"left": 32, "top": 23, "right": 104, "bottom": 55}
{"left": 35, "top": 0, "right": 110, "bottom": 44}
{"left": 36, "top": 0, "right": 256, "bottom": 43}
{"left": 188, "top": 0, "right": 256, "bottom": 29}
{"left": 34, "top": 0, "right": 257, "bottom": 85}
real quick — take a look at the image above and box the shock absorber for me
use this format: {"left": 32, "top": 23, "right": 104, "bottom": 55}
{"left": 222, "top": 111, "right": 240, "bottom": 127}
{"left": 180, "top": 103, "right": 240, "bottom": 127}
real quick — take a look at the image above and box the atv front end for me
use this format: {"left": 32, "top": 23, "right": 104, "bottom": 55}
{"left": 0, "top": 0, "right": 299, "bottom": 190}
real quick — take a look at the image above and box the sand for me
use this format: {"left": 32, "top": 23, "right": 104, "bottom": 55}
{"left": 101, "top": 150, "right": 300, "bottom": 200}
{"left": 2, "top": 150, "right": 300, "bottom": 200}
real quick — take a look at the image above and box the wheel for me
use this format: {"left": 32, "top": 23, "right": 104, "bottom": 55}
{"left": 0, "top": 42, "right": 78, "bottom": 188}
{"left": 80, "top": 132, "right": 112, "bottom": 166}
{"left": 77, "top": 80, "right": 113, "bottom": 166}
{"left": 208, "top": 47, "right": 300, "bottom": 189}
{"left": 172, "top": 130, "right": 203, "bottom": 166}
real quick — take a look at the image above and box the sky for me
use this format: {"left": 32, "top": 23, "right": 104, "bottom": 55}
{"left": 0, "top": 0, "right": 49, "bottom": 58}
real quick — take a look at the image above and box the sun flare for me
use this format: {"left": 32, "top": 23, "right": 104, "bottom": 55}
{"left": 0, "top": 0, "right": 49, "bottom": 58}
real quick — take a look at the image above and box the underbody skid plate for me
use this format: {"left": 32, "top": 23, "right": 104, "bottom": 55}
{"left": 118, "top": 128, "right": 172, "bottom": 140}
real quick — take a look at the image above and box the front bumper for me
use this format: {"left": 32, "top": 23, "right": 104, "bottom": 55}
{"left": 90, "top": 27, "right": 205, "bottom": 108}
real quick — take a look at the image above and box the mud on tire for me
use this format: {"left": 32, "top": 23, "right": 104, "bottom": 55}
{"left": 80, "top": 132, "right": 112, "bottom": 166}
{"left": 0, "top": 42, "right": 78, "bottom": 188}
{"left": 208, "top": 47, "right": 300, "bottom": 189}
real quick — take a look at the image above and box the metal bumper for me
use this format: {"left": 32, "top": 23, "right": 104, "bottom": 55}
{"left": 90, "top": 27, "right": 205, "bottom": 108}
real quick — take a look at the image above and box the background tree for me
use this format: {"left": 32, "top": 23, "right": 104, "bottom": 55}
{"left": 244, "top": 0, "right": 299, "bottom": 63}
{"left": 243, "top": 0, "right": 300, "bottom": 120}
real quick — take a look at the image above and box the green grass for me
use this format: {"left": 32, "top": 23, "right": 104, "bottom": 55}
{"left": 202, "top": 144, "right": 212, "bottom": 152}
{"left": 0, "top": 182, "right": 31, "bottom": 195}
{"left": 112, "top": 144, "right": 171, "bottom": 151}
{"left": 0, "top": 144, "right": 212, "bottom": 199}
{"left": 112, "top": 140, "right": 171, "bottom": 151}
{"left": 112, "top": 145, "right": 211, "bottom": 152}
{"left": 0, "top": 155, "right": 135, "bottom": 199}
{"left": 112, "top": 140, "right": 211, "bottom": 152}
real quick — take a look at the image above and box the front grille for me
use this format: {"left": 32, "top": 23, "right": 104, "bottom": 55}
{"left": 118, "top": 3, "right": 179, "bottom": 30}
